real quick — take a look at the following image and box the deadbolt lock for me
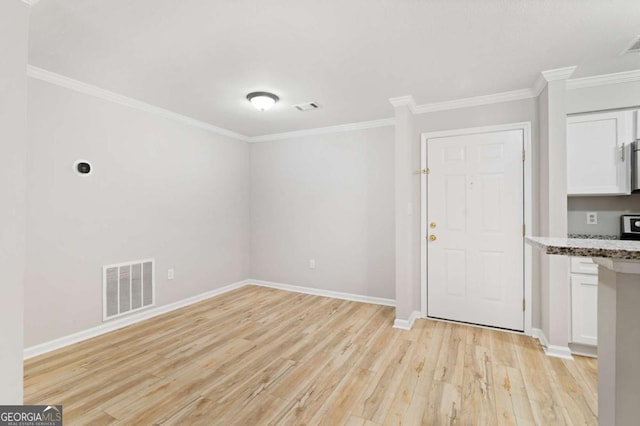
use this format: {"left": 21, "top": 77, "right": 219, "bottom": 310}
{"left": 429, "top": 222, "right": 436, "bottom": 229}
{"left": 429, "top": 234, "right": 437, "bottom": 242}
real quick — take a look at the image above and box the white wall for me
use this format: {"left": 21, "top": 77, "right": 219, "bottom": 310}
{"left": 250, "top": 127, "right": 395, "bottom": 300}
{"left": 567, "top": 80, "right": 640, "bottom": 114}
{"left": 412, "top": 98, "right": 540, "bottom": 326}
{"left": 24, "top": 79, "right": 251, "bottom": 347}
{"left": 393, "top": 102, "right": 417, "bottom": 321}
{"left": 538, "top": 78, "right": 571, "bottom": 349}
{"left": 538, "top": 88, "right": 550, "bottom": 338}
{"left": 0, "top": 0, "right": 29, "bottom": 404}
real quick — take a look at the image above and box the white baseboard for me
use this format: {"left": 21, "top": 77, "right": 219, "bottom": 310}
{"left": 25, "top": 278, "right": 396, "bottom": 359}
{"left": 23, "top": 279, "right": 250, "bottom": 360}
{"left": 247, "top": 279, "right": 396, "bottom": 307}
{"left": 393, "top": 310, "right": 421, "bottom": 330}
{"left": 568, "top": 342, "right": 598, "bottom": 359}
{"left": 532, "top": 328, "right": 574, "bottom": 360}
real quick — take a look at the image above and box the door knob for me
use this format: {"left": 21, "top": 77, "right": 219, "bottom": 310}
{"left": 429, "top": 234, "right": 437, "bottom": 241}
{"left": 430, "top": 222, "right": 437, "bottom": 229}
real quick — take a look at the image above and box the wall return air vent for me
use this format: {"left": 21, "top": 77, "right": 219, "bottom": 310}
{"left": 103, "top": 259, "right": 155, "bottom": 321}
{"left": 293, "top": 102, "right": 321, "bottom": 112}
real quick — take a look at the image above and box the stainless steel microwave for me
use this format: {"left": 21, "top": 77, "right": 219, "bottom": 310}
{"left": 632, "top": 141, "right": 640, "bottom": 193}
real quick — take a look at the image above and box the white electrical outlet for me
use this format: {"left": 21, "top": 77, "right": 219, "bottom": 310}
{"left": 309, "top": 259, "right": 316, "bottom": 269}
{"left": 168, "top": 268, "right": 175, "bottom": 279}
{"left": 586, "top": 212, "right": 598, "bottom": 225}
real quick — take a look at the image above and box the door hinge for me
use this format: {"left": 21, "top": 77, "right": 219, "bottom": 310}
{"left": 522, "top": 149, "right": 525, "bottom": 162}
{"left": 422, "top": 168, "right": 430, "bottom": 175}
{"left": 523, "top": 299, "right": 526, "bottom": 311}
{"left": 523, "top": 224, "right": 526, "bottom": 237}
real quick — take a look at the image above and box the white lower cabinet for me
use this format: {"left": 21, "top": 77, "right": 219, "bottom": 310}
{"left": 570, "top": 257, "right": 598, "bottom": 347}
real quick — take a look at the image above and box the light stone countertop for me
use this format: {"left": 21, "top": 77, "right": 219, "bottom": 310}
{"left": 526, "top": 236, "right": 640, "bottom": 260}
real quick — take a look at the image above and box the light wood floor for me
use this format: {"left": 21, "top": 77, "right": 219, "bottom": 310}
{"left": 24, "top": 285, "right": 597, "bottom": 425}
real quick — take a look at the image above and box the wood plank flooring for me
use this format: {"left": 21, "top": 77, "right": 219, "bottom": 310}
{"left": 24, "top": 285, "right": 598, "bottom": 425}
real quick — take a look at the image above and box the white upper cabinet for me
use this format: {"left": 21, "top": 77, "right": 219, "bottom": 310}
{"left": 567, "top": 110, "right": 634, "bottom": 196}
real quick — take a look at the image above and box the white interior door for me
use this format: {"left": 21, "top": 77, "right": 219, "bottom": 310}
{"left": 426, "top": 129, "right": 524, "bottom": 331}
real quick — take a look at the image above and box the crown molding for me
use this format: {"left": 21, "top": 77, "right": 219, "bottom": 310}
{"left": 389, "top": 95, "right": 417, "bottom": 113}
{"left": 567, "top": 69, "right": 640, "bottom": 90}
{"left": 248, "top": 117, "right": 395, "bottom": 142}
{"left": 27, "top": 65, "right": 396, "bottom": 143}
{"left": 531, "top": 74, "right": 548, "bottom": 96}
{"left": 28, "top": 63, "right": 639, "bottom": 143}
{"left": 413, "top": 88, "right": 536, "bottom": 114}
{"left": 541, "top": 66, "right": 577, "bottom": 82}
{"left": 27, "top": 65, "right": 250, "bottom": 142}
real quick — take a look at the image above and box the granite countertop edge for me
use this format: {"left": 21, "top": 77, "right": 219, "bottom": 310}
{"left": 526, "top": 236, "right": 640, "bottom": 260}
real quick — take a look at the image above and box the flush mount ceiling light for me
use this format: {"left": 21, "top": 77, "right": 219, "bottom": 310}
{"left": 247, "top": 91, "right": 279, "bottom": 111}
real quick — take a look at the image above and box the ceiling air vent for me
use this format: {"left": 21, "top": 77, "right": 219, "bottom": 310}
{"left": 293, "top": 102, "right": 321, "bottom": 112}
{"left": 622, "top": 35, "right": 640, "bottom": 55}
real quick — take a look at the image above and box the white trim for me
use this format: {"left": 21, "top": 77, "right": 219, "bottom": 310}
{"left": 420, "top": 121, "right": 532, "bottom": 140}
{"left": 24, "top": 278, "right": 396, "bottom": 359}
{"left": 532, "top": 74, "right": 548, "bottom": 96}
{"left": 27, "top": 65, "right": 250, "bottom": 142}
{"left": 20, "top": 0, "right": 40, "bottom": 5}
{"left": 420, "top": 137, "right": 428, "bottom": 318}
{"left": 420, "top": 122, "right": 533, "bottom": 336}
{"left": 393, "top": 310, "right": 421, "bottom": 330}
{"left": 247, "top": 118, "right": 395, "bottom": 142}
{"left": 568, "top": 342, "right": 598, "bottom": 358}
{"left": 567, "top": 69, "right": 640, "bottom": 90}
{"left": 413, "top": 88, "right": 536, "bottom": 114}
{"left": 532, "top": 328, "right": 574, "bottom": 360}
{"left": 389, "top": 95, "right": 417, "bottom": 113}
{"left": 29, "top": 64, "right": 639, "bottom": 144}
{"left": 523, "top": 124, "right": 533, "bottom": 337}
{"left": 423, "top": 316, "right": 526, "bottom": 336}
{"left": 248, "top": 279, "right": 395, "bottom": 306}
{"left": 28, "top": 65, "right": 395, "bottom": 143}
{"left": 541, "top": 66, "right": 577, "bottom": 82}
{"left": 24, "top": 279, "right": 249, "bottom": 359}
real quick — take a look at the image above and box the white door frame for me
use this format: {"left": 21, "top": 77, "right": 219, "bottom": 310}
{"left": 420, "top": 122, "right": 533, "bottom": 335}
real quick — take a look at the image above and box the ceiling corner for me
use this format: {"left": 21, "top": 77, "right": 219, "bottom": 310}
{"left": 541, "top": 66, "right": 577, "bottom": 83}
{"left": 389, "top": 95, "right": 417, "bottom": 113}
{"left": 531, "top": 74, "right": 548, "bottom": 97}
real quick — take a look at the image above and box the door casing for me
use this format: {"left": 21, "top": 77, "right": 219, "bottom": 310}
{"left": 420, "top": 122, "right": 533, "bottom": 336}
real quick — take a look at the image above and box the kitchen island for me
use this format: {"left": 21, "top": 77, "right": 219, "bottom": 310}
{"left": 527, "top": 236, "right": 640, "bottom": 426}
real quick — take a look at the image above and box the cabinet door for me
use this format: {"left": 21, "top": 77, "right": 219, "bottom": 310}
{"left": 571, "top": 274, "right": 598, "bottom": 346}
{"left": 567, "top": 111, "right": 633, "bottom": 195}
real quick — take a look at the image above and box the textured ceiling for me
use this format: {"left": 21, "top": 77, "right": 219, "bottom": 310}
{"left": 29, "top": 0, "right": 640, "bottom": 136}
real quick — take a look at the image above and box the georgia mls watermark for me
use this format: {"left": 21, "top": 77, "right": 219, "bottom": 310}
{"left": 0, "top": 406, "right": 62, "bottom": 426}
